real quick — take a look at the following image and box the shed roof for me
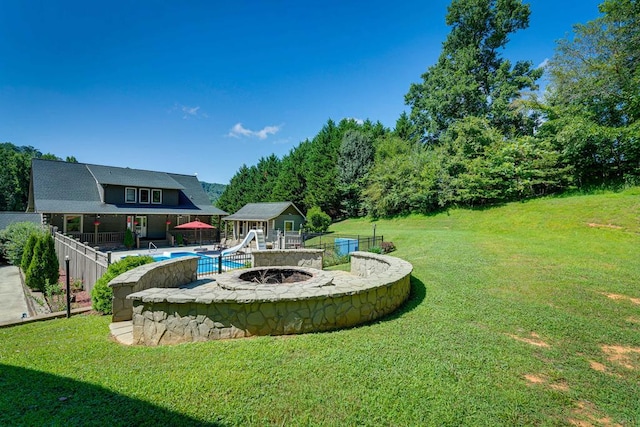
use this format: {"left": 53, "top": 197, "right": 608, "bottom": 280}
{"left": 224, "top": 202, "right": 304, "bottom": 221}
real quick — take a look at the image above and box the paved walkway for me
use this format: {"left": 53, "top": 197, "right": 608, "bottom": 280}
{"left": 0, "top": 265, "right": 30, "bottom": 324}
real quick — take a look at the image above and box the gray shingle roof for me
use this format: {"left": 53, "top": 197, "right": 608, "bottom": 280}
{"left": 31, "top": 160, "right": 101, "bottom": 208}
{"left": 224, "top": 202, "right": 303, "bottom": 221}
{"left": 88, "top": 164, "right": 185, "bottom": 189}
{"left": 168, "top": 173, "right": 215, "bottom": 207}
{"left": 29, "top": 158, "right": 227, "bottom": 216}
{"left": 0, "top": 212, "right": 42, "bottom": 230}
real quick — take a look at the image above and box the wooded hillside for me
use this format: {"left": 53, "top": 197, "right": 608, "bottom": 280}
{"left": 217, "top": 0, "right": 639, "bottom": 218}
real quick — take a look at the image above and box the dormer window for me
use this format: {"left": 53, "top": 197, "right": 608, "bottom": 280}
{"left": 125, "top": 187, "right": 137, "bottom": 203}
{"left": 152, "top": 189, "right": 162, "bottom": 204}
{"left": 139, "top": 188, "right": 150, "bottom": 204}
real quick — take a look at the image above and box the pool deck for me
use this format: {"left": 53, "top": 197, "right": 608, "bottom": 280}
{"left": 110, "top": 244, "right": 222, "bottom": 262}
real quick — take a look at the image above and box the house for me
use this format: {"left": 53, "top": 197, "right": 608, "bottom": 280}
{"left": 223, "top": 202, "right": 305, "bottom": 242}
{"left": 26, "top": 158, "right": 227, "bottom": 247}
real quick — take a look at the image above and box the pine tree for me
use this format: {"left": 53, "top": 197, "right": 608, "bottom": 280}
{"left": 25, "top": 234, "right": 59, "bottom": 292}
{"left": 20, "top": 234, "right": 38, "bottom": 272}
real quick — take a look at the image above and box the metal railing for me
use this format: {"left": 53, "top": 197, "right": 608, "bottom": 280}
{"left": 196, "top": 251, "right": 252, "bottom": 279}
{"left": 303, "top": 234, "right": 384, "bottom": 254}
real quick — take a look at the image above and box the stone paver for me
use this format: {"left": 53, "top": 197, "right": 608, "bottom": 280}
{"left": 109, "top": 321, "right": 134, "bottom": 345}
{"left": 0, "top": 265, "right": 30, "bottom": 324}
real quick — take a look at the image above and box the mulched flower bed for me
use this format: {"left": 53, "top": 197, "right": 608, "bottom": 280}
{"left": 55, "top": 269, "right": 92, "bottom": 309}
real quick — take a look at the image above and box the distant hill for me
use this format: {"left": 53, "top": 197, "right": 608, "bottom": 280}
{"left": 200, "top": 181, "right": 226, "bottom": 205}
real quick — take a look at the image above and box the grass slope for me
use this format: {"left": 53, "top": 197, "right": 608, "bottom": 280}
{"left": 1, "top": 189, "right": 639, "bottom": 426}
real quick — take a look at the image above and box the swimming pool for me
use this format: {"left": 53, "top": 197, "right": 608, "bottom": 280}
{"left": 152, "top": 251, "right": 245, "bottom": 274}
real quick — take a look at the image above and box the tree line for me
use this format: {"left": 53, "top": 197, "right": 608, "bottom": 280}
{"left": 0, "top": 143, "right": 77, "bottom": 212}
{"left": 217, "top": 0, "right": 639, "bottom": 219}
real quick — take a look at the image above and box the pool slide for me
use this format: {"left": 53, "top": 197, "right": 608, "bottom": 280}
{"left": 221, "top": 229, "right": 266, "bottom": 256}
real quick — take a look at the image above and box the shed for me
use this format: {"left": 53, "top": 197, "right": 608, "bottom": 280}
{"left": 223, "top": 202, "right": 305, "bottom": 241}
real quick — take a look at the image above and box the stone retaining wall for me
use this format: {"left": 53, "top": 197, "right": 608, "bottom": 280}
{"left": 110, "top": 257, "right": 197, "bottom": 322}
{"left": 127, "top": 251, "right": 412, "bottom": 345}
{"left": 351, "top": 252, "right": 391, "bottom": 277}
{"left": 252, "top": 249, "right": 324, "bottom": 269}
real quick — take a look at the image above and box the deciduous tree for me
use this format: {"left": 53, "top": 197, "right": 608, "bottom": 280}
{"left": 405, "top": 0, "right": 542, "bottom": 143}
{"left": 545, "top": 0, "right": 640, "bottom": 185}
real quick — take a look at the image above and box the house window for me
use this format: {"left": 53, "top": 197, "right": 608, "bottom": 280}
{"left": 151, "top": 189, "right": 162, "bottom": 204}
{"left": 64, "top": 214, "right": 82, "bottom": 233}
{"left": 139, "top": 188, "right": 150, "bottom": 204}
{"left": 284, "top": 220, "right": 294, "bottom": 233}
{"left": 125, "top": 187, "right": 137, "bottom": 203}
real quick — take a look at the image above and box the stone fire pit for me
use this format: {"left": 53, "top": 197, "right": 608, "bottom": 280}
{"left": 122, "top": 251, "right": 413, "bottom": 345}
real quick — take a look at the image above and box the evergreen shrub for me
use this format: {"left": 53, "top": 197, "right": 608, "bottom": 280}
{"left": 21, "top": 233, "right": 39, "bottom": 271}
{"left": 91, "top": 255, "right": 154, "bottom": 314}
{"left": 25, "top": 234, "right": 59, "bottom": 292}
{"left": 124, "top": 228, "right": 134, "bottom": 249}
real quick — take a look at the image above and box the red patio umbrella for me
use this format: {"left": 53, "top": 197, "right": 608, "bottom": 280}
{"left": 174, "top": 219, "right": 215, "bottom": 248}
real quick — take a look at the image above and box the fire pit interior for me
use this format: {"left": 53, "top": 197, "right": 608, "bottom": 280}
{"left": 239, "top": 268, "right": 313, "bottom": 284}
{"left": 216, "top": 266, "right": 335, "bottom": 291}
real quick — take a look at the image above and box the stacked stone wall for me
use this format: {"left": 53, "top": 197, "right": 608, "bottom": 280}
{"left": 252, "top": 249, "right": 323, "bottom": 269}
{"left": 110, "top": 257, "right": 197, "bottom": 322}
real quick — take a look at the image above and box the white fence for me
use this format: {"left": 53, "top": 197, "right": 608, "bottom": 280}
{"left": 53, "top": 232, "right": 112, "bottom": 294}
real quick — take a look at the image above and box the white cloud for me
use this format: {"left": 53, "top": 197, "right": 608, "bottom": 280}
{"left": 182, "top": 105, "right": 199, "bottom": 117}
{"left": 344, "top": 117, "right": 364, "bottom": 125}
{"left": 172, "top": 103, "right": 207, "bottom": 119}
{"left": 228, "top": 123, "right": 282, "bottom": 140}
{"left": 537, "top": 58, "right": 550, "bottom": 69}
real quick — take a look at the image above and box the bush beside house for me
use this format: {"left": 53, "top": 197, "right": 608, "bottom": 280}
{"left": 0, "top": 222, "right": 45, "bottom": 265}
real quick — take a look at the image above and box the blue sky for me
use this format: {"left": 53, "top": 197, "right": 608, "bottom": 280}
{"left": 1, "top": 1, "right": 603, "bottom": 184}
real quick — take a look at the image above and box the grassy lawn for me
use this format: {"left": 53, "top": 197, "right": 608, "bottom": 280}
{"left": 1, "top": 189, "right": 639, "bottom": 426}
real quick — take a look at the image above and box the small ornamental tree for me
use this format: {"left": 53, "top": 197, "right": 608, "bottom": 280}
{"left": 21, "top": 233, "right": 39, "bottom": 272}
{"left": 25, "top": 234, "right": 59, "bottom": 292}
{"left": 91, "top": 255, "right": 154, "bottom": 314}
{"left": 124, "top": 228, "right": 134, "bottom": 249}
{"left": 305, "top": 206, "right": 332, "bottom": 233}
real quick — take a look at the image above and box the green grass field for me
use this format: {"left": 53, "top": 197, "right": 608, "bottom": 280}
{"left": 1, "top": 189, "right": 639, "bottom": 426}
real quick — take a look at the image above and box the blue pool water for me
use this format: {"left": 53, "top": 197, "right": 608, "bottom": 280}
{"left": 152, "top": 251, "right": 245, "bottom": 274}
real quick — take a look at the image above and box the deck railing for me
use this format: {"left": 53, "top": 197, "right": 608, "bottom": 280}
{"left": 65, "top": 231, "right": 125, "bottom": 246}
